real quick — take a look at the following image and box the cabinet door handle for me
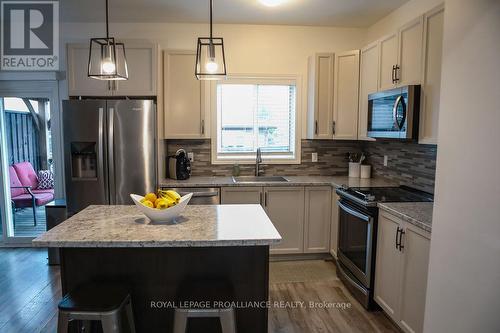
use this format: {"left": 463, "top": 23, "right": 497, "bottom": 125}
{"left": 392, "top": 65, "right": 396, "bottom": 84}
{"left": 259, "top": 192, "right": 263, "bottom": 206}
{"left": 201, "top": 119, "right": 205, "bottom": 135}
{"left": 264, "top": 191, "right": 268, "bottom": 207}
{"left": 332, "top": 121, "right": 336, "bottom": 135}
{"left": 398, "top": 228, "right": 405, "bottom": 251}
{"left": 395, "top": 65, "right": 400, "bottom": 83}
{"left": 315, "top": 121, "right": 318, "bottom": 135}
{"left": 395, "top": 226, "right": 401, "bottom": 250}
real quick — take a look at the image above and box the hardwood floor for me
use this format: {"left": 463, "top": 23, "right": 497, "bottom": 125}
{"left": 0, "top": 249, "right": 398, "bottom": 333}
{"left": 268, "top": 260, "right": 399, "bottom": 333}
{"left": 0, "top": 248, "right": 60, "bottom": 333}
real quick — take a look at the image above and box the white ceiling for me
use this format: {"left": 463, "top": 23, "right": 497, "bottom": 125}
{"left": 60, "top": 0, "right": 410, "bottom": 27}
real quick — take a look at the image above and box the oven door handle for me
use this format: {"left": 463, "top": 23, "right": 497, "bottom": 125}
{"left": 338, "top": 201, "right": 372, "bottom": 222}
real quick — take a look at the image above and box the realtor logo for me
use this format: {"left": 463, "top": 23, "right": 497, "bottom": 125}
{"left": 1, "top": 0, "right": 59, "bottom": 70}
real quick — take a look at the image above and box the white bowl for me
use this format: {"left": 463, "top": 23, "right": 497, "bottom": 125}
{"left": 130, "top": 193, "right": 192, "bottom": 222}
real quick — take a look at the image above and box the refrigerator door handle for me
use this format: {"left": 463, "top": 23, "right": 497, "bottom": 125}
{"left": 108, "top": 107, "right": 115, "bottom": 204}
{"left": 98, "top": 107, "right": 108, "bottom": 203}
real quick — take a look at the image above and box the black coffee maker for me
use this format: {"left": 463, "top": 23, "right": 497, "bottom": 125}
{"left": 167, "top": 149, "right": 191, "bottom": 180}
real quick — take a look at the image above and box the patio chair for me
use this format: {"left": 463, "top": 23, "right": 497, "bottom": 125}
{"left": 9, "top": 162, "right": 54, "bottom": 226}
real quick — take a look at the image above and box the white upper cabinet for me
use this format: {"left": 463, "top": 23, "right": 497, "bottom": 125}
{"left": 333, "top": 50, "right": 360, "bottom": 140}
{"left": 378, "top": 16, "right": 424, "bottom": 90}
{"left": 307, "top": 53, "right": 334, "bottom": 139}
{"left": 67, "top": 43, "right": 109, "bottom": 96}
{"left": 358, "top": 42, "right": 379, "bottom": 141}
{"left": 378, "top": 33, "right": 399, "bottom": 91}
{"left": 114, "top": 42, "right": 158, "bottom": 96}
{"left": 163, "top": 50, "right": 208, "bottom": 139}
{"left": 67, "top": 41, "right": 158, "bottom": 97}
{"left": 398, "top": 16, "right": 424, "bottom": 86}
{"left": 419, "top": 5, "right": 445, "bottom": 144}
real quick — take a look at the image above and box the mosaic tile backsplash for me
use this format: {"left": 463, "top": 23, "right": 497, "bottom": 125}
{"left": 165, "top": 139, "right": 361, "bottom": 177}
{"left": 164, "top": 139, "right": 437, "bottom": 193}
{"left": 361, "top": 141, "right": 437, "bottom": 193}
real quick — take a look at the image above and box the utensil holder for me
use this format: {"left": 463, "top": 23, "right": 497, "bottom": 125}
{"left": 360, "top": 165, "right": 372, "bottom": 179}
{"left": 349, "top": 162, "right": 361, "bottom": 178}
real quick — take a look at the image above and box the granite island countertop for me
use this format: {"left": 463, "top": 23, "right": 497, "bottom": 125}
{"left": 378, "top": 202, "right": 434, "bottom": 233}
{"left": 32, "top": 204, "right": 282, "bottom": 248}
{"left": 160, "top": 175, "right": 398, "bottom": 188}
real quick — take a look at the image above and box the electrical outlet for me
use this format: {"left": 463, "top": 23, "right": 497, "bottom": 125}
{"left": 188, "top": 152, "right": 194, "bottom": 162}
{"left": 383, "top": 155, "right": 388, "bottom": 167}
{"left": 311, "top": 153, "right": 318, "bottom": 163}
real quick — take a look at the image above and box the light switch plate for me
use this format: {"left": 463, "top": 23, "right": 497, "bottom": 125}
{"left": 311, "top": 153, "right": 318, "bottom": 163}
{"left": 188, "top": 152, "right": 194, "bottom": 162}
{"left": 383, "top": 155, "right": 388, "bottom": 167}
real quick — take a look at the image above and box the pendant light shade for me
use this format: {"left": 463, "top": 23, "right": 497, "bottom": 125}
{"left": 195, "top": 0, "right": 227, "bottom": 80}
{"left": 88, "top": 0, "right": 128, "bottom": 80}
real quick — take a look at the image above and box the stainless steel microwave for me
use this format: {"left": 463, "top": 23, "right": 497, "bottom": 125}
{"left": 367, "top": 85, "right": 420, "bottom": 140}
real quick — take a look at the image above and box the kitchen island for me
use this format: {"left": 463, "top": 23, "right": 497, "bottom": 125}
{"left": 33, "top": 204, "right": 281, "bottom": 333}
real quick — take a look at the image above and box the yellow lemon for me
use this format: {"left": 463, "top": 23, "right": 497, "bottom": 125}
{"left": 140, "top": 199, "right": 154, "bottom": 208}
{"left": 144, "top": 192, "right": 157, "bottom": 203}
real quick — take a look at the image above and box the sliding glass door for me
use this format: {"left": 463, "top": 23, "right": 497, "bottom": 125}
{"left": 0, "top": 81, "right": 62, "bottom": 245}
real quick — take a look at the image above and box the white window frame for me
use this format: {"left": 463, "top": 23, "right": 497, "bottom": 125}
{"left": 210, "top": 74, "right": 302, "bottom": 165}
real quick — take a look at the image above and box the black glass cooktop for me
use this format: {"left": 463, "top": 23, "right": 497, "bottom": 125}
{"left": 338, "top": 186, "right": 433, "bottom": 206}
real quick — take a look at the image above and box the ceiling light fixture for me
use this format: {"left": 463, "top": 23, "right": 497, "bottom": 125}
{"left": 88, "top": 0, "right": 128, "bottom": 80}
{"left": 258, "top": 0, "right": 288, "bottom": 7}
{"left": 195, "top": 0, "right": 227, "bottom": 80}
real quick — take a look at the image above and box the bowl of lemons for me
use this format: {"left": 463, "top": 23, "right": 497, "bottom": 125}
{"left": 130, "top": 189, "right": 192, "bottom": 222}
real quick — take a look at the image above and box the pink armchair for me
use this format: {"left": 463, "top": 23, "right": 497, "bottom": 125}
{"left": 9, "top": 162, "right": 54, "bottom": 226}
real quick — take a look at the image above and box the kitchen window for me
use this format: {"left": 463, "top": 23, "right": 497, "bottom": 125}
{"left": 212, "top": 76, "right": 300, "bottom": 164}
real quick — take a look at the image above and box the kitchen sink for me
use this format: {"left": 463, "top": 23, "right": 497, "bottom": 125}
{"left": 232, "top": 176, "right": 289, "bottom": 183}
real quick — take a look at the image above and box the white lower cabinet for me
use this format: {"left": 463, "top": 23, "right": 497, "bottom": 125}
{"left": 221, "top": 186, "right": 263, "bottom": 205}
{"left": 304, "top": 186, "right": 332, "bottom": 253}
{"left": 264, "top": 187, "right": 305, "bottom": 254}
{"left": 375, "top": 210, "right": 431, "bottom": 333}
{"left": 221, "top": 186, "right": 332, "bottom": 255}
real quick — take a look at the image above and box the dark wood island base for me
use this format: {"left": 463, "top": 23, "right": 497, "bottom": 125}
{"left": 60, "top": 246, "right": 270, "bottom": 333}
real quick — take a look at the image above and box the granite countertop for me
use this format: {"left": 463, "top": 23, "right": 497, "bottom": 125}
{"left": 378, "top": 202, "right": 434, "bottom": 233}
{"left": 32, "top": 204, "right": 282, "bottom": 248}
{"left": 160, "top": 175, "right": 398, "bottom": 189}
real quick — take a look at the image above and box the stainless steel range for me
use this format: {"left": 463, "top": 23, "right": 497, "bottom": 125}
{"left": 335, "top": 185, "right": 433, "bottom": 309}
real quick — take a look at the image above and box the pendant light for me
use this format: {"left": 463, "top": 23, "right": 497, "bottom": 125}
{"left": 88, "top": 0, "right": 128, "bottom": 80}
{"left": 195, "top": 0, "right": 227, "bottom": 80}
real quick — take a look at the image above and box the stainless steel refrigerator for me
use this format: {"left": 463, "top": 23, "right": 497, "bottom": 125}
{"left": 62, "top": 100, "right": 156, "bottom": 214}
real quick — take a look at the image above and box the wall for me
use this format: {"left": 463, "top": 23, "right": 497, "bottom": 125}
{"left": 365, "top": 0, "right": 444, "bottom": 43}
{"left": 165, "top": 139, "right": 360, "bottom": 177}
{"left": 363, "top": 141, "right": 436, "bottom": 193}
{"left": 424, "top": 0, "right": 500, "bottom": 332}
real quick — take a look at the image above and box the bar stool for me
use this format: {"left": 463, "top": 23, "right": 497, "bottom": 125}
{"left": 57, "top": 282, "right": 136, "bottom": 333}
{"left": 173, "top": 279, "right": 236, "bottom": 333}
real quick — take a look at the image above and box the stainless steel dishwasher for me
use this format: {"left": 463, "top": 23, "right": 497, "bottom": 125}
{"left": 167, "top": 187, "right": 220, "bottom": 205}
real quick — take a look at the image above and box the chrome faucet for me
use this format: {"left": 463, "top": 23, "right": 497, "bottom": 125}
{"left": 255, "top": 148, "right": 262, "bottom": 176}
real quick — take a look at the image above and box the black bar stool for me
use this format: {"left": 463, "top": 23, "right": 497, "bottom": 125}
{"left": 57, "top": 282, "right": 136, "bottom": 333}
{"left": 173, "top": 279, "right": 236, "bottom": 333}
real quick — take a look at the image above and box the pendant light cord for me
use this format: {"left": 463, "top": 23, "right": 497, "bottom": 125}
{"left": 209, "top": 0, "right": 213, "bottom": 39}
{"left": 105, "top": 0, "right": 109, "bottom": 38}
